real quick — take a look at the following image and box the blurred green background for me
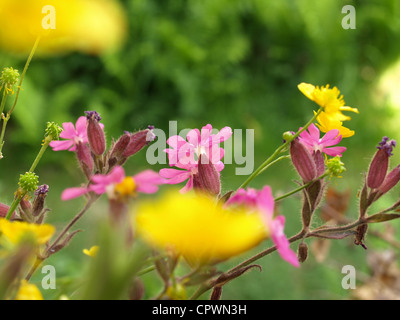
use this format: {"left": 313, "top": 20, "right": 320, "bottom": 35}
{"left": 1, "top": 0, "right": 400, "bottom": 299}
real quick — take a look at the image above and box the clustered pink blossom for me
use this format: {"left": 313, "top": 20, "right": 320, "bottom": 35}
{"left": 160, "top": 124, "right": 232, "bottom": 193}
{"left": 298, "top": 123, "right": 346, "bottom": 157}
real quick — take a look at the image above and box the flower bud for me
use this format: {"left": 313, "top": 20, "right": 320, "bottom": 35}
{"left": 122, "top": 126, "right": 156, "bottom": 158}
{"left": 282, "top": 131, "right": 295, "bottom": 143}
{"left": 377, "top": 165, "right": 400, "bottom": 195}
{"left": 297, "top": 242, "right": 308, "bottom": 263}
{"left": 290, "top": 139, "right": 317, "bottom": 182}
{"left": 313, "top": 150, "right": 325, "bottom": 177}
{"left": 45, "top": 122, "right": 63, "bottom": 141}
{"left": 326, "top": 156, "right": 346, "bottom": 178}
{"left": 85, "top": 111, "right": 105, "bottom": 156}
{"left": 129, "top": 278, "right": 145, "bottom": 300}
{"left": 367, "top": 137, "right": 396, "bottom": 189}
{"left": 193, "top": 154, "right": 221, "bottom": 196}
{"left": 0, "top": 67, "right": 19, "bottom": 95}
{"left": 32, "top": 185, "right": 49, "bottom": 217}
{"left": 18, "top": 172, "right": 39, "bottom": 193}
{"left": 76, "top": 142, "right": 93, "bottom": 179}
{"left": 0, "top": 203, "right": 16, "bottom": 220}
{"left": 110, "top": 133, "right": 130, "bottom": 160}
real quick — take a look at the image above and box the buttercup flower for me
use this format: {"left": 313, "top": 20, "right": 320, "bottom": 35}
{"left": 298, "top": 82, "right": 358, "bottom": 121}
{"left": 299, "top": 124, "right": 346, "bottom": 157}
{"left": 315, "top": 111, "right": 355, "bottom": 138}
{"left": 135, "top": 191, "right": 266, "bottom": 265}
{"left": 0, "top": 219, "right": 55, "bottom": 245}
{"left": 227, "top": 186, "right": 300, "bottom": 267}
{"left": 15, "top": 280, "right": 44, "bottom": 300}
{"left": 62, "top": 166, "right": 165, "bottom": 201}
{"left": 160, "top": 124, "right": 232, "bottom": 193}
{"left": 0, "top": 0, "right": 127, "bottom": 55}
{"left": 83, "top": 245, "right": 99, "bottom": 258}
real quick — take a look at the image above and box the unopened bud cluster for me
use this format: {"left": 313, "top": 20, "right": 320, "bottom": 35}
{"left": 0, "top": 67, "right": 20, "bottom": 95}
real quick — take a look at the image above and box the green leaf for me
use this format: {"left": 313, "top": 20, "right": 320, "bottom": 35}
{"left": 366, "top": 213, "right": 400, "bottom": 223}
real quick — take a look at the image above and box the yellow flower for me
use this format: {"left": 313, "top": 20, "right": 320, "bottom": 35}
{"left": 0, "top": 219, "right": 55, "bottom": 245}
{"left": 0, "top": 0, "right": 126, "bottom": 55}
{"left": 298, "top": 82, "right": 359, "bottom": 121}
{"left": 315, "top": 111, "right": 355, "bottom": 138}
{"left": 134, "top": 191, "right": 267, "bottom": 265}
{"left": 83, "top": 245, "right": 99, "bottom": 258}
{"left": 15, "top": 280, "right": 44, "bottom": 300}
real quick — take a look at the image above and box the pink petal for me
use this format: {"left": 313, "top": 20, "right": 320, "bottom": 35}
{"left": 134, "top": 170, "right": 166, "bottom": 194}
{"left": 320, "top": 129, "right": 340, "bottom": 144}
{"left": 212, "top": 126, "right": 233, "bottom": 144}
{"left": 180, "top": 176, "right": 194, "bottom": 193}
{"left": 227, "top": 188, "right": 258, "bottom": 208}
{"left": 59, "top": 122, "right": 76, "bottom": 139}
{"left": 307, "top": 123, "right": 320, "bottom": 140}
{"left": 49, "top": 140, "right": 74, "bottom": 151}
{"left": 167, "top": 135, "right": 187, "bottom": 150}
{"left": 186, "top": 129, "right": 201, "bottom": 147}
{"left": 159, "top": 168, "right": 191, "bottom": 184}
{"left": 91, "top": 166, "right": 125, "bottom": 191}
{"left": 61, "top": 187, "right": 88, "bottom": 201}
{"left": 75, "top": 116, "right": 88, "bottom": 137}
{"left": 213, "top": 161, "right": 225, "bottom": 172}
{"left": 271, "top": 216, "right": 300, "bottom": 267}
{"left": 200, "top": 124, "right": 213, "bottom": 145}
{"left": 323, "top": 146, "right": 347, "bottom": 157}
{"left": 257, "top": 186, "right": 275, "bottom": 220}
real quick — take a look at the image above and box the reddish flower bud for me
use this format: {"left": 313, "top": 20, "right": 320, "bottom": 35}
{"left": 85, "top": 111, "right": 105, "bottom": 156}
{"left": 122, "top": 126, "right": 156, "bottom": 158}
{"left": 313, "top": 150, "right": 325, "bottom": 177}
{"left": 0, "top": 203, "right": 16, "bottom": 220}
{"left": 32, "top": 185, "right": 49, "bottom": 217}
{"left": 297, "top": 242, "right": 308, "bottom": 263}
{"left": 76, "top": 142, "right": 93, "bottom": 178}
{"left": 193, "top": 154, "right": 221, "bottom": 196}
{"left": 110, "top": 133, "right": 131, "bottom": 160}
{"left": 290, "top": 139, "right": 317, "bottom": 182}
{"left": 367, "top": 137, "right": 396, "bottom": 189}
{"left": 377, "top": 165, "right": 400, "bottom": 195}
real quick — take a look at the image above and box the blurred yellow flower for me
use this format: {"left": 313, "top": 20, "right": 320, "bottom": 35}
{"left": 298, "top": 82, "right": 359, "bottom": 121}
{"left": 316, "top": 111, "right": 355, "bottom": 138}
{"left": 0, "top": 219, "right": 55, "bottom": 245}
{"left": 83, "top": 245, "right": 99, "bottom": 258}
{"left": 15, "top": 280, "right": 44, "bottom": 300}
{"left": 0, "top": 0, "right": 126, "bottom": 55}
{"left": 134, "top": 191, "right": 267, "bottom": 265}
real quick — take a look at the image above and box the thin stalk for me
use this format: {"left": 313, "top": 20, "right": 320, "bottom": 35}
{"left": 275, "top": 172, "right": 329, "bottom": 202}
{"left": 9, "top": 37, "right": 41, "bottom": 115}
{"left": 5, "top": 192, "right": 25, "bottom": 220}
{"left": 0, "top": 93, "right": 7, "bottom": 116}
{"left": 29, "top": 136, "right": 51, "bottom": 173}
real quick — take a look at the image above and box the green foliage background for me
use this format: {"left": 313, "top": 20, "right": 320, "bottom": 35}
{"left": 1, "top": 0, "right": 400, "bottom": 299}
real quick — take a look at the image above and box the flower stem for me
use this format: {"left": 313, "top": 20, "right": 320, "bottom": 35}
{"left": 0, "top": 37, "right": 41, "bottom": 155}
{"left": 5, "top": 192, "right": 25, "bottom": 220}
{"left": 275, "top": 172, "right": 329, "bottom": 202}
{"left": 0, "top": 93, "right": 7, "bottom": 116}
{"left": 29, "top": 136, "right": 51, "bottom": 173}
{"left": 9, "top": 37, "right": 41, "bottom": 116}
{"left": 237, "top": 108, "right": 322, "bottom": 190}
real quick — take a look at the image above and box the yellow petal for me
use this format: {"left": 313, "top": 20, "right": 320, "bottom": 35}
{"left": 0, "top": 219, "right": 55, "bottom": 245}
{"left": 134, "top": 191, "right": 267, "bottom": 265}
{"left": 0, "top": 0, "right": 127, "bottom": 55}
{"left": 15, "top": 280, "right": 44, "bottom": 300}
{"left": 83, "top": 245, "right": 100, "bottom": 258}
{"left": 298, "top": 82, "right": 316, "bottom": 101}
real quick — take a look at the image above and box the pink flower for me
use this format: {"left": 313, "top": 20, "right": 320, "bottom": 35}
{"left": 160, "top": 124, "right": 232, "bottom": 193}
{"left": 61, "top": 166, "right": 165, "bottom": 201}
{"left": 298, "top": 123, "right": 346, "bottom": 157}
{"left": 227, "top": 186, "right": 300, "bottom": 267}
{"left": 49, "top": 116, "right": 104, "bottom": 152}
